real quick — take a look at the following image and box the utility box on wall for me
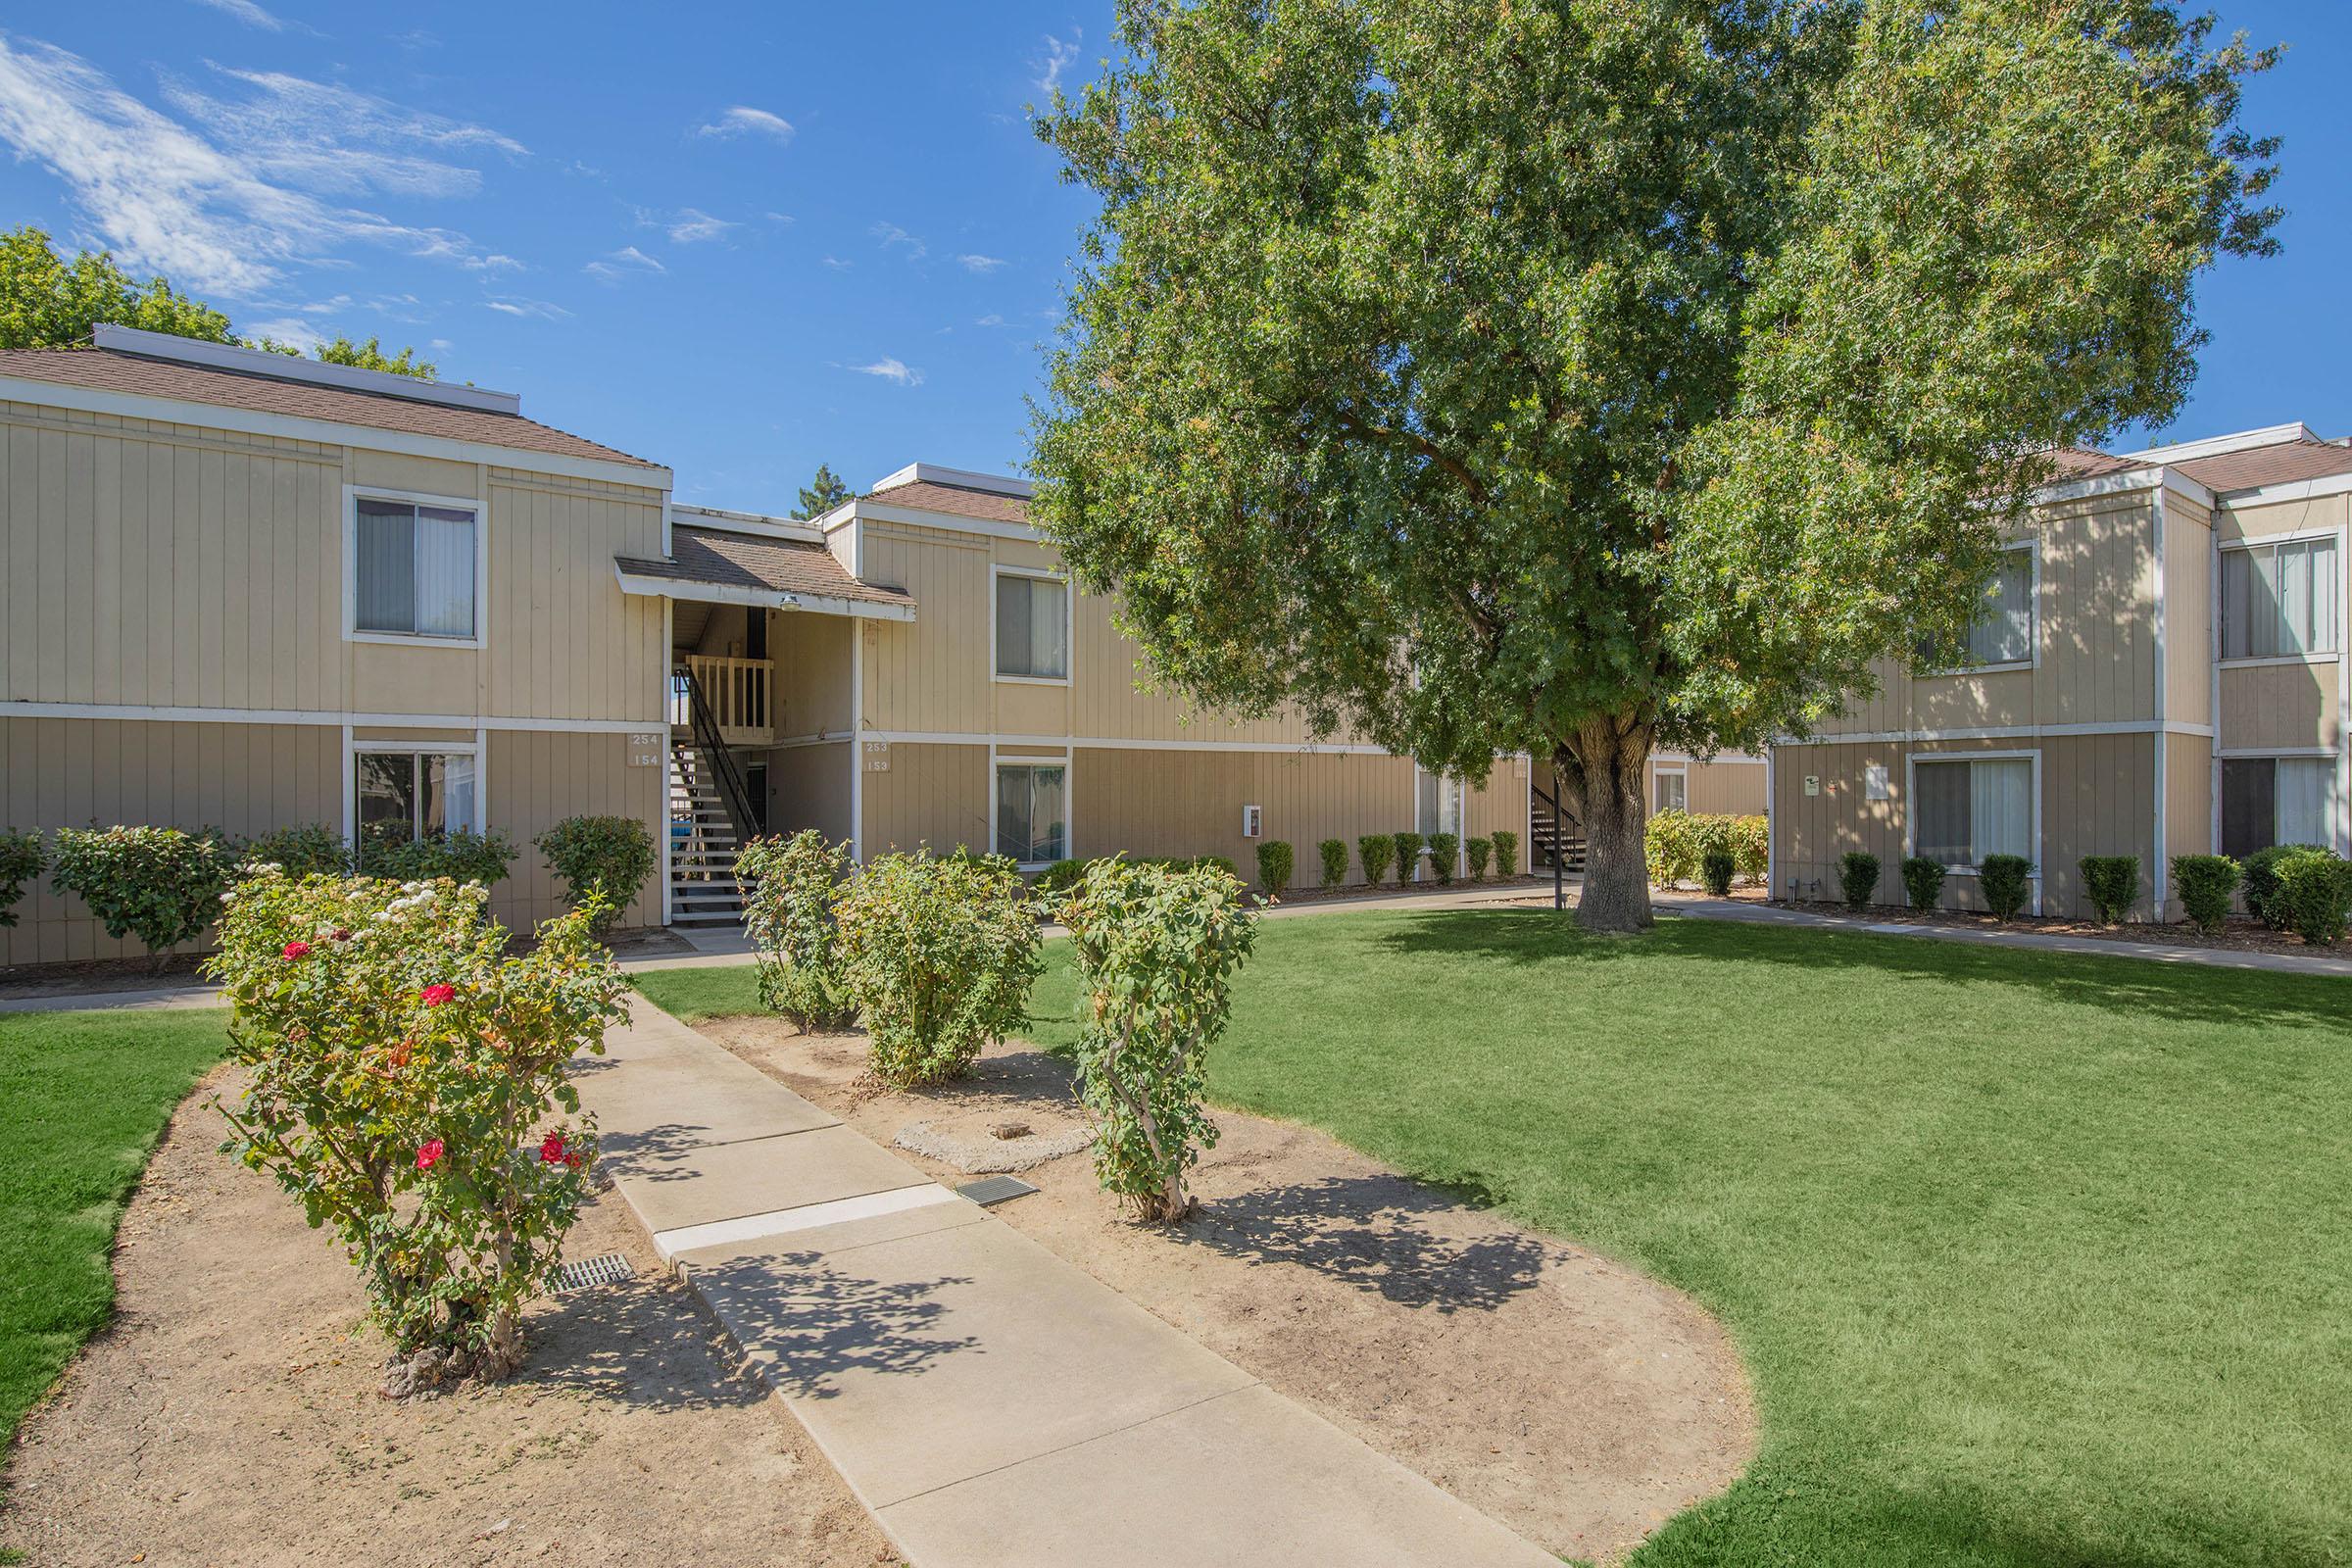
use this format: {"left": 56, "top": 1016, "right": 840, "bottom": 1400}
{"left": 1242, "top": 805, "right": 1262, "bottom": 839}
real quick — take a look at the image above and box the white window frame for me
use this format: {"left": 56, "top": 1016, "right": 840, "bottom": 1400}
{"left": 1411, "top": 764, "right": 1465, "bottom": 880}
{"left": 1920, "top": 540, "right": 2039, "bottom": 677}
{"left": 341, "top": 733, "right": 488, "bottom": 858}
{"left": 2216, "top": 747, "right": 2347, "bottom": 858}
{"left": 344, "top": 485, "right": 488, "bottom": 650}
{"left": 1653, "top": 764, "right": 1689, "bottom": 814}
{"left": 1903, "top": 747, "right": 2042, "bottom": 912}
{"left": 989, "top": 564, "right": 1073, "bottom": 686}
{"left": 2216, "top": 524, "right": 2344, "bottom": 669}
{"left": 988, "top": 748, "right": 1071, "bottom": 868}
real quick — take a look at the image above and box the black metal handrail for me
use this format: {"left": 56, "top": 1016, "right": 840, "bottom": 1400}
{"left": 671, "top": 663, "right": 760, "bottom": 847}
{"left": 1531, "top": 775, "right": 1581, "bottom": 912}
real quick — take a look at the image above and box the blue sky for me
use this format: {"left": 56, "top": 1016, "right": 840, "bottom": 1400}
{"left": 0, "top": 3, "right": 2343, "bottom": 514}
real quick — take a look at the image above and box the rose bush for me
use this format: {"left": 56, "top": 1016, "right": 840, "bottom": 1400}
{"left": 737, "top": 829, "right": 857, "bottom": 1028}
{"left": 207, "top": 870, "right": 626, "bottom": 1394}
{"left": 833, "top": 848, "right": 1042, "bottom": 1088}
{"left": 50, "top": 825, "right": 236, "bottom": 970}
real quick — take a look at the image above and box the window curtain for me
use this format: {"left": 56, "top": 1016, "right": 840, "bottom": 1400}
{"left": 2225, "top": 540, "right": 2338, "bottom": 659}
{"left": 995, "top": 576, "right": 1067, "bottom": 679}
{"left": 996, "top": 764, "right": 1065, "bottom": 861}
{"left": 414, "top": 507, "right": 476, "bottom": 638}
{"left": 1966, "top": 551, "right": 2034, "bottom": 665}
{"left": 2276, "top": 758, "right": 2334, "bottom": 849}
{"left": 1970, "top": 759, "right": 2034, "bottom": 862}
{"left": 355, "top": 501, "right": 416, "bottom": 633}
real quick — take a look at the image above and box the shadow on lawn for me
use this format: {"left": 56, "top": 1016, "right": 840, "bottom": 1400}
{"left": 1362, "top": 909, "right": 2352, "bottom": 1033}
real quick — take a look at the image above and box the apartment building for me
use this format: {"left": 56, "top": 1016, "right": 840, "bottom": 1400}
{"left": 1771, "top": 423, "right": 2349, "bottom": 919}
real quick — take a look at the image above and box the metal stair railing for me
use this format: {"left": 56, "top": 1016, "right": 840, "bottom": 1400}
{"left": 1530, "top": 775, "right": 1583, "bottom": 912}
{"left": 671, "top": 663, "right": 760, "bottom": 849}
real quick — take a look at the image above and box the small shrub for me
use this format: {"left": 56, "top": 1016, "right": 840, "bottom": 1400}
{"left": 737, "top": 831, "right": 856, "bottom": 1028}
{"left": 1254, "top": 839, "right": 1295, "bottom": 900}
{"left": 361, "top": 828, "right": 517, "bottom": 887}
{"left": 242, "top": 823, "right": 349, "bottom": 878}
{"left": 1700, "top": 849, "right": 1736, "bottom": 897}
{"left": 1358, "top": 834, "right": 1395, "bottom": 888}
{"left": 1426, "top": 832, "right": 1459, "bottom": 886}
{"left": 2170, "top": 854, "right": 2240, "bottom": 936}
{"left": 50, "top": 826, "right": 236, "bottom": 970}
{"left": 1031, "top": 858, "right": 1090, "bottom": 899}
{"left": 2078, "top": 855, "right": 2141, "bottom": 924}
{"left": 1900, "top": 856, "right": 1946, "bottom": 910}
{"left": 1979, "top": 854, "right": 2034, "bottom": 921}
{"left": 1491, "top": 829, "right": 1518, "bottom": 878}
{"left": 1466, "top": 835, "right": 1493, "bottom": 882}
{"left": 2275, "top": 849, "right": 2352, "bottom": 946}
{"left": 1059, "top": 857, "right": 1258, "bottom": 1222}
{"left": 0, "top": 827, "right": 46, "bottom": 928}
{"left": 1317, "top": 838, "right": 1348, "bottom": 888}
{"left": 1392, "top": 831, "right": 1425, "bottom": 885}
{"left": 208, "top": 871, "right": 625, "bottom": 1392}
{"left": 534, "top": 815, "right": 656, "bottom": 932}
{"left": 833, "top": 849, "right": 1043, "bottom": 1088}
{"left": 2242, "top": 843, "right": 2325, "bottom": 929}
{"left": 1731, "top": 815, "right": 1769, "bottom": 886}
{"left": 1838, "top": 851, "right": 1881, "bottom": 912}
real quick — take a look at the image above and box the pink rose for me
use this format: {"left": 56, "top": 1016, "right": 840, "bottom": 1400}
{"left": 419, "top": 984, "right": 456, "bottom": 1007}
{"left": 281, "top": 941, "right": 312, "bottom": 959}
{"left": 415, "top": 1139, "right": 445, "bottom": 1171}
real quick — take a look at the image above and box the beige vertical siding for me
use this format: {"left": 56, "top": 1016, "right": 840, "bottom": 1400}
{"left": 1068, "top": 748, "right": 1416, "bottom": 885}
{"left": 2163, "top": 489, "right": 2214, "bottom": 727}
{"left": 1, "top": 716, "right": 341, "bottom": 966}
{"left": 2162, "top": 733, "right": 2214, "bottom": 921}
{"left": 763, "top": 743, "right": 853, "bottom": 843}
{"left": 2220, "top": 491, "right": 2351, "bottom": 545}
{"left": 857, "top": 742, "right": 992, "bottom": 856}
{"left": 486, "top": 728, "right": 663, "bottom": 934}
{"left": 1770, "top": 742, "right": 1910, "bottom": 904}
{"left": 2218, "top": 664, "right": 2339, "bottom": 752}
{"left": 484, "top": 469, "right": 667, "bottom": 722}
{"left": 768, "top": 610, "right": 855, "bottom": 738}
{"left": 1649, "top": 758, "right": 1768, "bottom": 816}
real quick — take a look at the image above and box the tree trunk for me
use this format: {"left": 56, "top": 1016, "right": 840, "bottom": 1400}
{"left": 1554, "top": 716, "right": 1654, "bottom": 933}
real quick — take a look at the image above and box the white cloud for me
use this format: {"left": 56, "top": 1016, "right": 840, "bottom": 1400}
{"left": 821, "top": 255, "right": 851, "bottom": 271}
{"left": 484, "top": 295, "right": 569, "bottom": 320}
{"left": 1034, "top": 31, "right": 1081, "bottom": 96}
{"left": 0, "top": 35, "right": 522, "bottom": 294}
{"left": 871, "top": 220, "right": 925, "bottom": 261}
{"left": 974, "top": 313, "right": 1004, "bottom": 327}
{"left": 956, "top": 253, "right": 1004, "bottom": 273}
{"left": 239, "top": 316, "right": 320, "bottom": 348}
{"left": 696, "top": 105, "right": 794, "bottom": 143}
{"left": 850, "top": 357, "right": 922, "bottom": 386}
{"left": 192, "top": 0, "right": 285, "bottom": 31}
{"left": 584, "top": 244, "right": 664, "bottom": 284}
{"left": 667, "top": 208, "right": 737, "bottom": 244}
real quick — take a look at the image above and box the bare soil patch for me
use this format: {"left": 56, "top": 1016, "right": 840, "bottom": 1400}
{"left": 701, "top": 1016, "right": 1757, "bottom": 1566}
{"left": 0, "top": 1068, "right": 894, "bottom": 1568}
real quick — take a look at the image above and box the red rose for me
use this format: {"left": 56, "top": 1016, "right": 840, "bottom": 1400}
{"left": 564, "top": 1151, "right": 585, "bottom": 1171}
{"left": 539, "top": 1133, "right": 567, "bottom": 1164}
{"left": 415, "top": 1139, "right": 444, "bottom": 1171}
{"left": 282, "top": 941, "right": 312, "bottom": 959}
{"left": 419, "top": 984, "right": 456, "bottom": 1007}
{"left": 331, "top": 928, "right": 352, "bottom": 942}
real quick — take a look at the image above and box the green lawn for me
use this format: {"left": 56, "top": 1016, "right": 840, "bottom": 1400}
{"left": 635, "top": 913, "right": 2352, "bottom": 1567}
{"left": 0, "top": 1008, "right": 226, "bottom": 1449}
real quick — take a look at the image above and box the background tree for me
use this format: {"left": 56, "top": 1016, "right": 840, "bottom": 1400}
{"left": 0, "top": 225, "right": 433, "bottom": 379}
{"left": 1030, "top": 0, "right": 2278, "bottom": 930}
{"left": 794, "top": 463, "right": 853, "bottom": 518}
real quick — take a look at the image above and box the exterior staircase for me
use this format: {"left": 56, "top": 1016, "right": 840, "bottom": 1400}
{"left": 1528, "top": 801, "right": 1589, "bottom": 873}
{"left": 667, "top": 741, "right": 746, "bottom": 926}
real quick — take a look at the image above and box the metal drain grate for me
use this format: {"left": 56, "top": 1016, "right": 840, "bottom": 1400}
{"left": 556, "top": 1252, "right": 635, "bottom": 1292}
{"left": 955, "top": 1175, "right": 1039, "bottom": 1207}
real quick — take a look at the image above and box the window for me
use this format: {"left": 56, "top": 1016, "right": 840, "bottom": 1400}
{"left": 995, "top": 572, "right": 1068, "bottom": 680}
{"left": 1653, "top": 769, "right": 1688, "bottom": 814}
{"left": 2221, "top": 757, "right": 2338, "bottom": 859}
{"left": 1913, "top": 756, "right": 2034, "bottom": 868}
{"left": 355, "top": 496, "right": 477, "bottom": 640}
{"left": 2222, "top": 537, "right": 2340, "bottom": 660}
{"left": 1919, "top": 545, "right": 2034, "bottom": 669}
{"left": 354, "top": 750, "right": 477, "bottom": 867}
{"left": 996, "top": 762, "right": 1066, "bottom": 863}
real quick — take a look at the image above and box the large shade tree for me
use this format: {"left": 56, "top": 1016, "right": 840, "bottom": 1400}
{"left": 1029, "top": 0, "right": 2278, "bottom": 929}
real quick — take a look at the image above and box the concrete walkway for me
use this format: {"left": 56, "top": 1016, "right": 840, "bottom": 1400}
{"left": 579, "top": 996, "right": 1557, "bottom": 1567}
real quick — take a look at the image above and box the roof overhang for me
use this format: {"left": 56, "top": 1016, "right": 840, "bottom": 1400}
{"left": 612, "top": 563, "right": 916, "bottom": 621}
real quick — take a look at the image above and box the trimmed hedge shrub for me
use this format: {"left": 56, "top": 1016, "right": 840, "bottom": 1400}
{"left": 1358, "top": 834, "right": 1395, "bottom": 887}
{"left": 1317, "top": 838, "right": 1348, "bottom": 888}
{"left": 1647, "top": 810, "right": 1766, "bottom": 889}
{"left": 1732, "top": 814, "right": 1769, "bottom": 885}
{"left": 2078, "top": 855, "right": 2141, "bottom": 924}
{"left": 1058, "top": 857, "right": 1258, "bottom": 1223}
{"left": 1838, "top": 851, "right": 1880, "bottom": 912}
{"left": 2275, "top": 850, "right": 2352, "bottom": 946}
{"left": 1427, "top": 832, "right": 1459, "bottom": 886}
{"left": 2242, "top": 843, "right": 2325, "bottom": 929}
{"left": 1392, "top": 831, "right": 1425, "bottom": 885}
{"left": 535, "top": 815, "right": 656, "bottom": 932}
{"left": 1700, "top": 849, "right": 1736, "bottom": 897}
{"left": 1491, "top": 830, "right": 1518, "bottom": 878}
{"left": 50, "top": 825, "right": 236, "bottom": 970}
{"left": 242, "top": 823, "right": 350, "bottom": 878}
{"left": 209, "top": 870, "right": 625, "bottom": 1393}
{"left": 1901, "top": 856, "right": 1946, "bottom": 911}
{"left": 1980, "top": 855, "right": 2034, "bottom": 921}
{"left": 1255, "top": 839, "right": 1295, "bottom": 899}
{"left": 833, "top": 849, "right": 1043, "bottom": 1088}
{"left": 2170, "top": 854, "right": 2240, "bottom": 935}
{"left": 737, "top": 830, "right": 856, "bottom": 1028}
{"left": 1466, "top": 835, "right": 1493, "bottom": 882}
{"left": 360, "top": 828, "right": 517, "bottom": 888}
{"left": 0, "top": 827, "right": 46, "bottom": 929}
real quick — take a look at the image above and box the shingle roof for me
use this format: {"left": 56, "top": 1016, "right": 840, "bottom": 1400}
{"left": 2045, "top": 435, "right": 2352, "bottom": 495}
{"left": 2047, "top": 446, "right": 2140, "bottom": 479}
{"left": 0, "top": 345, "right": 662, "bottom": 471}
{"left": 866, "top": 479, "right": 1030, "bottom": 524}
{"left": 616, "top": 524, "right": 915, "bottom": 610}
